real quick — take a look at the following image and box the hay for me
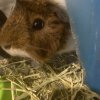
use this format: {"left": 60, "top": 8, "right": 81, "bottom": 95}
{"left": 0, "top": 52, "right": 100, "bottom": 100}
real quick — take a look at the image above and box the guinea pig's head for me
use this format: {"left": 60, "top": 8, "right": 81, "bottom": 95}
{"left": 0, "top": 0, "right": 74, "bottom": 62}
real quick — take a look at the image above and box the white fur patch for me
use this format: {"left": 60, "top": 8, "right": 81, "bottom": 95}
{"left": 51, "top": 0, "right": 67, "bottom": 9}
{"left": 0, "top": 0, "right": 16, "bottom": 17}
{"left": 2, "top": 47, "right": 30, "bottom": 58}
{"left": 58, "top": 35, "right": 76, "bottom": 54}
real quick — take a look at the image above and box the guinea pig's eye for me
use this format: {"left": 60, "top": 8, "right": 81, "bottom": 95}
{"left": 32, "top": 18, "right": 44, "bottom": 30}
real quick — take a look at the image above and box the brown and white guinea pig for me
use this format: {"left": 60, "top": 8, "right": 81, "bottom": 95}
{"left": 0, "top": 0, "right": 75, "bottom": 62}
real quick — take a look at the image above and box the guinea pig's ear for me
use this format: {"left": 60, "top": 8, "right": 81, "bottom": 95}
{"left": 51, "top": 4, "right": 70, "bottom": 23}
{"left": 0, "top": 10, "right": 7, "bottom": 28}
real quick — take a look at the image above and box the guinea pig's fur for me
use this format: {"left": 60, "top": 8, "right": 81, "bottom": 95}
{"left": 0, "top": 10, "right": 11, "bottom": 58}
{"left": 0, "top": 0, "right": 75, "bottom": 62}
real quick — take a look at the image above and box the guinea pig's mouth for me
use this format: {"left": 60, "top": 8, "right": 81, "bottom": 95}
{"left": 1, "top": 44, "right": 48, "bottom": 61}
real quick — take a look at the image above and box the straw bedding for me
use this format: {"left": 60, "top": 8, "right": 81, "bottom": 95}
{"left": 0, "top": 52, "right": 100, "bottom": 100}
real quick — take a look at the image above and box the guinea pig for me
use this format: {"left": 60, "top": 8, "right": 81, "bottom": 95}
{"left": 0, "top": 10, "right": 11, "bottom": 58}
{"left": 0, "top": 0, "right": 75, "bottom": 62}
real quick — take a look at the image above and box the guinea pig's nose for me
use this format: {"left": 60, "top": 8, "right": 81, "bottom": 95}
{"left": 32, "top": 18, "right": 44, "bottom": 30}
